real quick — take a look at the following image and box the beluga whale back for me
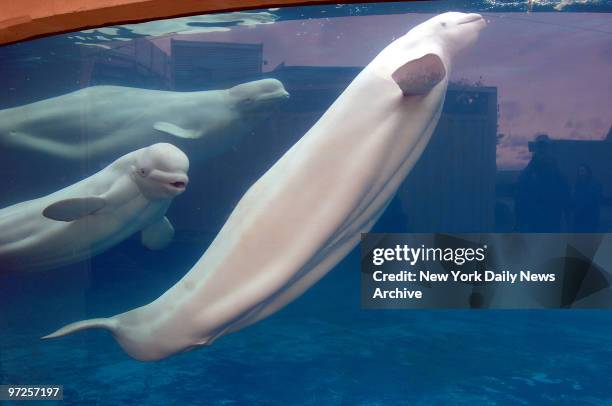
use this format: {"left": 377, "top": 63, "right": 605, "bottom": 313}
{"left": 44, "top": 12, "right": 487, "bottom": 361}
{"left": 0, "top": 143, "right": 189, "bottom": 273}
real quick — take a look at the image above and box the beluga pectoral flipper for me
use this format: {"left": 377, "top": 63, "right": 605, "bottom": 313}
{"left": 141, "top": 216, "right": 175, "bottom": 250}
{"left": 42, "top": 197, "right": 108, "bottom": 222}
{"left": 392, "top": 53, "right": 447, "bottom": 96}
{"left": 153, "top": 122, "right": 200, "bottom": 139}
{"left": 43, "top": 12, "right": 486, "bottom": 361}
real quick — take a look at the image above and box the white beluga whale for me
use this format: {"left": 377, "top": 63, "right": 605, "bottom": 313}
{"left": 44, "top": 12, "right": 486, "bottom": 361}
{"left": 0, "top": 143, "right": 189, "bottom": 273}
{"left": 0, "top": 79, "right": 289, "bottom": 161}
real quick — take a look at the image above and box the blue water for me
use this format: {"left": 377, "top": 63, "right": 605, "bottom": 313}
{"left": 3, "top": 247, "right": 612, "bottom": 404}
{"left": 1, "top": 1, "right": 612, "bottom": 404}
{"left": 3, "top": 245, "right": 612, "bottom": 405}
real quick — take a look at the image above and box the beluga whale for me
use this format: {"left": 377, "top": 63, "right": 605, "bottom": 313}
{"left": 0, "top": 79, "right": 289, "bottom": 161}
{"left": 0, "top": 143, "right": 189, "bottom": 273}
{"left": 44, "top": 12, "right": 487, "bottom": 361}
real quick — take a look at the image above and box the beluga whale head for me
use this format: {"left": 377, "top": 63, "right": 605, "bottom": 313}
{"left": 409, "top": 12, "right": 486, "bottom": 58}
{"left": 229, "top": 78, "right": 290, "bottom": 112}
{"left": 370, "top": 12, "right": 486, "bottom": 98}
{"left": 132, "top": 143, "right": 190, "bottom": 199}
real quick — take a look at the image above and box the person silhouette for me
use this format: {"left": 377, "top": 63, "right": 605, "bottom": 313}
{"left": 515, "top": 134, "right": 570, "bottom": 232}
{"left": 572, "top": 163, "right": 602, "bottom": 232}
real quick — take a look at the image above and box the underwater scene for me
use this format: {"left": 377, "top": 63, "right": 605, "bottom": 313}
{"left": 1, "top": 0, "right": 611, "bottom": 404}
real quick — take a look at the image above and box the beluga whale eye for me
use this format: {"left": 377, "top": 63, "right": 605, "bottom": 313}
{"left": 139, "top": 168, "right": 147, "bottom": 177}
{"left": 441, "top": 21, "right": 447, "bottom": 27}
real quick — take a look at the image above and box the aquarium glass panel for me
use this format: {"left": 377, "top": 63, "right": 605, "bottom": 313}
{"left": 0, "top": 1, "right": 611, "bottom": 404}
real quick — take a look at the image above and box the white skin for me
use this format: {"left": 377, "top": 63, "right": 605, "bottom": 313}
{"left": 0, "top": 79, "right": 289, "bottom": 161}
{"left": 44, "top": 13, "right": 486, "bottom": 361}
{"left": 0, "top": 143, "right": 189, "bottom": 273}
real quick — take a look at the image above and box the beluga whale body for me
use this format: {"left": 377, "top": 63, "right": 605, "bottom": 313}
{"left": 0, "top": 79, "right": 289, "bottom": 161}
{"left": 0, "top": 143, "right": 189, "bottom": 273}
{"left": 44, "top": 12, "right": 487, "bottom": 361}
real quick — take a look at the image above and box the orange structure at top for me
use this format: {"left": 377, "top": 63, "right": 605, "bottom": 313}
{"left": 0, "top": 0, "right": 352, "bottom": 45}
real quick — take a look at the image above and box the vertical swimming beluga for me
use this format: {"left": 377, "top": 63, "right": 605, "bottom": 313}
{"left": 44, "top": 12, "right": 487, "bottom": 361}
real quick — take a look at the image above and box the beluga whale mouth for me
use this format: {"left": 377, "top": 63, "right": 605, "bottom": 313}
{"left": 170, "top": 181, "right": 186, "bottom": 189}
{"left": 163, "top": 175, "right": 189, "bottom": 193}
{"left": 458, "top": 13, "right": 484, "bottom": 25}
